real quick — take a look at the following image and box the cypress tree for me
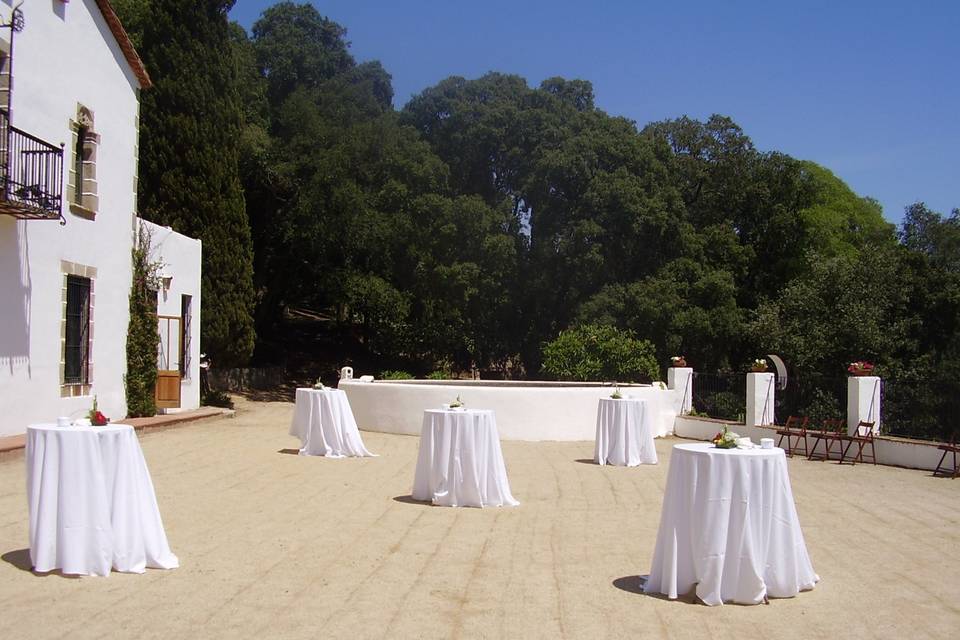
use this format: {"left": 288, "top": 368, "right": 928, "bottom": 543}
{"left": 124, "top": 0, "right": 256, "bottom": 366}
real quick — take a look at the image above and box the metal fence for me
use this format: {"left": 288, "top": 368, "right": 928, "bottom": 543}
{"left": 882, "top": 378, "right": 958, "bottom": 442}
{"left": 776, "top": 374, "right": 848, "bottom": 427}
{"left": 691, "top": 370, "right": 954, "bottom": 443}
{"left": 691, "top": 372, "right": 744, "bottom": 422}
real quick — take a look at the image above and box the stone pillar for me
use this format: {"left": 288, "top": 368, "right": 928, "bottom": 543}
{"left": 746, "top": 372, "right": 775, "bottom": 426}
{"left": 847, "top": 376, "right": 881, "bottom": 435}
{"left": 667, "top": 367, "right": 693, "bottom": 414}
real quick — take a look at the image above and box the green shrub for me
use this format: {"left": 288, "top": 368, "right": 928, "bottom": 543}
{"left": 380, "top": 370, "right": 414, "bottom": 380}
{"left": 426, "top": 371, "right": 448, "bottom": 380}
{"left": 541, "top": 323, "right": 659, "bottom": 382}
{"left": 201, "top": 389, "right": 234, "bottom": 409}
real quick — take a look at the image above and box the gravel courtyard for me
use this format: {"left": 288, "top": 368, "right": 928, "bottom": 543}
{"left": 1, "top": 395, "right": 958, "bottom": 639}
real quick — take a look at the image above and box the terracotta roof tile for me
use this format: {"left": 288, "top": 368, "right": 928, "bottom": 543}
{"left": 94, "top": 0, "right": 152, "bottom": 89}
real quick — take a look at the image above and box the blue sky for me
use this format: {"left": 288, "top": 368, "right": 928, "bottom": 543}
{"left": 229, "top": 1, "right": 959, "bottom": 224}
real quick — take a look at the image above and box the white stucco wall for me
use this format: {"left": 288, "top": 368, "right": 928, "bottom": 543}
{"left": 0, "top": 0, "right": 143, "bottom": 435}
{"left": 340, "top": 379, "right": 680, "bottom": 441}
{"left": 141, "top": 220, "right": 202, "bottom": 411}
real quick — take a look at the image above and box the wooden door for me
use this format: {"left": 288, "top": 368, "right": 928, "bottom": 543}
{"left": 156, "top": 315, "right": 181, "bottom": 409}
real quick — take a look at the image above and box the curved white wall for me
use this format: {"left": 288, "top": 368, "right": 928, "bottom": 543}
{"left": 340, "top": 380, "right": 681, "bottom": 441}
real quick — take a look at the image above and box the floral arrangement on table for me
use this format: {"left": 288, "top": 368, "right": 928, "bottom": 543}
{"left": 751, "top": 358, "right": 768, "bottom": 373}
{"left": 712, "top": 425, "right": 740, "bottom": 449}
{"left": 88, "top": 396, "right": 109, "bottom": 427}
{"left": 670, "top": 355, "right": 687, "bottom": 368}
{"left": 313, "top": 377, "right": 326, "bottom": 390}
{"left": 610, "top": 385, "right": 623, "bottom": 399}
{"left": 847, "top": 361, "right": 875, "bottom": 376}
{"left": 448, "top": 395, "right": 464, "bottom": 409}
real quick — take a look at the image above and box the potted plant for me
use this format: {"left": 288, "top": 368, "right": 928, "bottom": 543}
{"left": 670, "top": 355, "right": 687, "bottom": 368}
{"left": 751, "top": 358, "right": 768, "bottom": 373}
{"left": 610, "top": 385, "right": 623, "bottom": 399}
{"left": 847, "top": 361, "right": 875, "bottom": 376}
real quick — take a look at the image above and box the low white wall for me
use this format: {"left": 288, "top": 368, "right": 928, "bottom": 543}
{"left": 340, "top": 379, "right": 680, "bottom": 441}
{"left": 673, "top": 415, "right": 948, "bottom": 472}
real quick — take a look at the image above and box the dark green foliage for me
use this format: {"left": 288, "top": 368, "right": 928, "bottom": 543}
{"left": 120, "top": 0, "right": 256, "bottom": 367}
{"left": 541, "top": 324, "right": 659, "bottom": 382}
{"left": 252, "top": 1, "right": 354, "bottom": 109}
{"left": 201, "top": 389, "right": 234, "bottom": 409}
{"left": 380, "top": 370, "right": 414, "bottom": 380}
{"left": 125, "top": 226, "right": 160, "bottom": 417}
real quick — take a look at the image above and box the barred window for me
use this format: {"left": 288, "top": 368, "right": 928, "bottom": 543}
{"left": 64, "top": 275, "right": 91, "bottom": 384}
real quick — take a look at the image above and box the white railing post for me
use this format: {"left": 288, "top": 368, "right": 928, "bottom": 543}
{"left": 667, "top": 367, "right": 693, "bottom": 414}
{"left": 847, "top": 375, "right": 881, "bottom": 435}
{"left": 746, "top": 372, "right": 775, "bottom": 426}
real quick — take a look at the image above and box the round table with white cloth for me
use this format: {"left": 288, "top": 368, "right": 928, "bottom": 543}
{"left": 412, "top": 409, "right": 519, "bottom": 508}
{"left": 594, "top": 398, "right": 658, "bottom": 466}
{"left": 289, "top": 388, "right": 376, "bottom": 457}
{"left": 643, "top": 442, "right": 819, "bottom": 605}
{"left": 26, "top": 423, "right": 179, "bottom": 577}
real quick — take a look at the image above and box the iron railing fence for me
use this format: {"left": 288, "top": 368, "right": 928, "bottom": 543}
{"left": 882, "top": 378, "right": 958, "bottom": 443}
{"left": 691, "top": 369, "right": 954, "bottom": 443}
{"left": 691, "top": 372, "right": 745, "bottom": 422}
{"left": 776, "top": 374, "right": 848, "bottom": 428}
{"left": 0, "top": 109, "right": 63, "bottom": 219}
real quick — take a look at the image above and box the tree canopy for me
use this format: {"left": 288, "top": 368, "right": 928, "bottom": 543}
{"left": 116, "top": 2, "right": 956, "bottom": 438}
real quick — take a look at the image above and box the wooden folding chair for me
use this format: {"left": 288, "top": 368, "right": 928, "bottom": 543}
{"left": 775, "top": 415, "right": 810, "bottom": 457}
{"left": 934, "top": 434, "right": 959, "bottom": 479}
{"left": 839, "top": 421, "right": 877, "bottom": 465}
{"left": 807, "top": 418, "right": 845, "bottom": 461}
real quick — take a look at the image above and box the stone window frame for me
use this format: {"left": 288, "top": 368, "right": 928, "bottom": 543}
{"left": 67, "top": 105, "right": 99, "bottom": 219}
{"left": 60, "top": 261, "right": 96, "bottom": 398}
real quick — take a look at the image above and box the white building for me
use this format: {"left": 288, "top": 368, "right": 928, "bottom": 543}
{"left": 0, "top": 0, "right": 201, "bottom": 437}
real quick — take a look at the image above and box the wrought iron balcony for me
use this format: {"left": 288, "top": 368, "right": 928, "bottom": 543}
{"left": 0, "top": 109, "right": 64, "bottom": 222}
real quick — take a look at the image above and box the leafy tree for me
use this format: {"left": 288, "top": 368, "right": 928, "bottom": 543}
{"left": 251, "top": 1, "right": 354, "bottom": 109}
{"left": 541, "top": 324, "right": 659, "bottom": 382}
{"left": 119, "top": 0, "right": 256, "bottom": 366}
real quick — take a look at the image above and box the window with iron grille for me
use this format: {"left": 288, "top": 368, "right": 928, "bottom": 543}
{"left": 180, "top": 294, "right": 192, "bottom": 378}
{"left": 65, "top": 275, "right": 90, "bottom": 384}
{"left": 73, "top": 124, "right": 87, "bottom": 206}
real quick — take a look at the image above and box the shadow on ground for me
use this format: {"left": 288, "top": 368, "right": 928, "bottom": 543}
{"left": 238, "top": 385, "right": 299, "bottom": 403}
{"left": 2, "top": 549, "right": 32, "bottom": 572}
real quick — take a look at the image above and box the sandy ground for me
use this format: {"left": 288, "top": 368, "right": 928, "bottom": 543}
{"left": 1, "top": 395, "right": 959, "bottom": 639}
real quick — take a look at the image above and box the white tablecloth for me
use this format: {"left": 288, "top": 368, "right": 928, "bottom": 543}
{"left": 412, "top": 409, "right": 519, "bottom": 508}
{"left": 289, "top": 388, "right": 376, "bottom": 457}
{"left": 644, "top": 443, "right": 818, "bottom": 605}
{"left": 26, "top": 423, "right": 179, "bottom": 577}
{"left": 594, "top": 398, "right": 658, "bottom": 466}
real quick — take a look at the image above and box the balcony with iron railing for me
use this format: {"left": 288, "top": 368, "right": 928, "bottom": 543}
{"left": 0, "top": 109, "right": 64, "bottom": 222}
